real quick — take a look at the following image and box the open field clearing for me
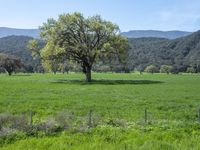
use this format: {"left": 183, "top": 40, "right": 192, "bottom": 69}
{"left": 0, "top": 73, "right": 200, "bottom": 149}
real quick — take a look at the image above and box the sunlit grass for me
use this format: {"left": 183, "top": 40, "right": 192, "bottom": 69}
{"left": 0, "top": 73, "right": 200, "bottom": 149}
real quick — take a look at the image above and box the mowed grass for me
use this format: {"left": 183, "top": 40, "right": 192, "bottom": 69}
{"left": 1, "top": 73, "right": 200, "bottom": 149}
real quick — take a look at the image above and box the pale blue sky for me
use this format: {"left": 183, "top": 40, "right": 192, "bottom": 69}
{"left": 0, "top": 0, "right": 200, "bottom": 32}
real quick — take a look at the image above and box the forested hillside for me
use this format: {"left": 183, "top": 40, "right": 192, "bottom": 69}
{"left": 128, "top": 30, "right": 200, "bottom": 72}
{"left": 0, "top": 35, "right": 34, "bottom": 61}
{"left": 0, "top": 36, "right": 39, "bottom": 72}
{"left": 0, "top": 31, "right": 200, "bottom": 73}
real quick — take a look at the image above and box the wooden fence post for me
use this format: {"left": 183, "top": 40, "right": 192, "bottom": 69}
{"left": 30, "top": 111, "right": 33, "bottom": 126}
{"left": 145, "top": 108, "right": 148, "bottom": 123}
{"left": 21, "top": 112, "right": 26, "bottom": 128}
{"left": 88, "top": 109, "right": 92, "bottom": 128}
{"left": 198, "top": 109, "right": 200, "bottom": 123}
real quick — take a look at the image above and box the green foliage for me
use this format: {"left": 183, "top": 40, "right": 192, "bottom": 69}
{"left": 27, "top": 40, "right": 41, "bottom": 59}
{"left": 42, "top": 59, "right": 59, "bottom": 74}
{"left": 40, "top": 12, "right": 128, "bottom": 81}
{"left": 144, "top": 65, "right": 159, "bottom": 74}
{"left": 0, "top": 53, "right": 23, "bottom": 75}
{"left": 186, "top": 66, "right": 196, "bottom": 73}
{"left": 160, "top": 65, "right": 173, "bottom": 74}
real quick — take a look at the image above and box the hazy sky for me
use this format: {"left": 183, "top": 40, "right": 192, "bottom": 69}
{"left": 0, "top": 0, "right": 200, "bottom": 32}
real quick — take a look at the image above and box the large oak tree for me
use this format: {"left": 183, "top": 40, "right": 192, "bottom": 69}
{"left": 40, "top": 13, "right": 128, "bottom": 82}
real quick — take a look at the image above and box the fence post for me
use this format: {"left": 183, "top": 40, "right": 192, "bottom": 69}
{"left": 30, "top": 111, "right": 33, "bottom": 126}
{"left": 21, "top": 112, "right": 26, "bottom": 128}
{"left": 198, "top": 109, "right": 200, "bottom": 123}
{"left": 88, "top": 109, "right": 92, "bottom": 128}
{"left": 145, "top": 108, "right": 148, "bottom": 123}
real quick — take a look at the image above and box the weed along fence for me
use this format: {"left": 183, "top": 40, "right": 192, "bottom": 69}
{"left": 143, "top": 108, "right": 200, "bottom": 124}
{"left": 198, "top": 109, "right": 200, "bottom": 123}
{"left": 1, "top": 108, "right": 200, "bottom": 138}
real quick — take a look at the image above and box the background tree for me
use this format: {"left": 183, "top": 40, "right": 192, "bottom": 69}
{"left": 160, "top": 65, "right": 173, "bottom": 74}
{"left": 27, "top": 40, "right": 41, "bottom": 58}
{"left": 0, "top": 53, "right": 23, "bottom": 76}
{"left": 42, "top": 59, "right": 59, "bottom": 74}
{"left": 186, "top": 66, "right": 196, "bottom": 73}
{"left": 136, "top": 64, "right": 145, "bottom": 75}
{"left": 144, "top": 65, "right": 159, "bottom": 74}
{"left": 40, "top": 13, "right": 128, "bottom": 82}
{"left": 59, "top": 61, "right": 72, "bottom": 74}
{"left": 27, "top": 39, "right": 45, "bottom": 73}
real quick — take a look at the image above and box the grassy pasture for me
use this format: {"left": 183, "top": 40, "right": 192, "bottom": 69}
{"left": 0, "top": 73, "right": 200, "bottom": 149}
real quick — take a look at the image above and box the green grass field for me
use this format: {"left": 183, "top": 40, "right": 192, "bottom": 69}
{"left": 0, "top": 73, "right": 200, "bottom": 149}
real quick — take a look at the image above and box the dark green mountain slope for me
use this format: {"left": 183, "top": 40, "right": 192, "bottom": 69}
{"left": 0, "top": 31, "right": 200, "bottom": 72}
{"left": 128, "top": 30, "right": 200, "bottom": 71}
{"left": 0, "top": 36, "right": 38, "bottom": 71}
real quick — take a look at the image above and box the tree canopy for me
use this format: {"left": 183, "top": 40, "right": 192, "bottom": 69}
{"left": 39, "top": 12, "right": 128, "bottom": 81}
{"left": 160, "top": 65, "right": 173, "bottom": 74}
{"left": 0, "top": 53, "right": 23, "bottom": 75}
{"left": 144, "top": 65, "right": 159, "bottom": 74}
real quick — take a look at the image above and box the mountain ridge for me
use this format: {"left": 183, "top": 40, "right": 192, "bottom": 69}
{"left": 122, "top": 30, "right": 192, "bottom": 39}
{"left": 0, "top": 27, "right": 39, "bottom": 38}
{"left": 0, "top": 27, "right": 194, "bottom": 39}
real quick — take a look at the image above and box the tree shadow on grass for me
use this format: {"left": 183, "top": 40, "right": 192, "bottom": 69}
{"left": 12, "top": 74, "right": 32, "bottom": 77}
{"left": 52, "top": 79, "right": 164, "bottom": 85}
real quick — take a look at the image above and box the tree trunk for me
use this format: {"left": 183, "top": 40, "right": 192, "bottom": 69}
{"left": 85, "top": 67, "right": 92, "bottom": 82}
{"left": 82, "top": 63, "right": 92, "bottom": 82}
{"left": 8, "top": 71, "right": 12, "bottom": 76}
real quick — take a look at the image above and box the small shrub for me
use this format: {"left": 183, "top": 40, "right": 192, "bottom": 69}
{"left": 106, "top": 118, "right": 127, "bottom": 127}
{"left": 0, "top": 113, "right": 28, "bottom": 130}
{"left": 160, "top": 65, "right": 173, "bottom": 74}
{"left": 144, "top": 65, "right": 159, "bottom": 74}
{"left": 34, "top": 118, "right": 62, "bottom": 135}
{"left": 187, "top": 66, "right": 196, "bottom": 73}
{"left": 0, "top": 127, "right": 13, "bottom": 137}
{"left": 55, "top": 112, "right": 75, "bottom": 129}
